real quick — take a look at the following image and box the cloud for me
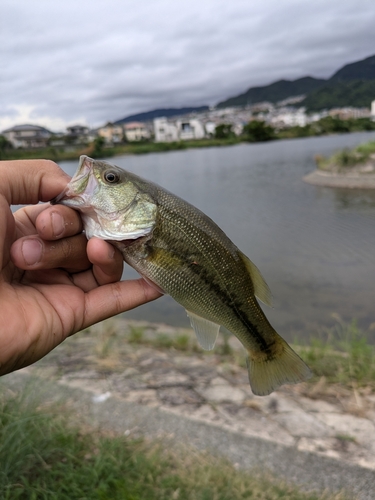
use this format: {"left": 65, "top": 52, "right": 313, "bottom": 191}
{"left": 1, "top": 0, "right": 375, "bottom": 131}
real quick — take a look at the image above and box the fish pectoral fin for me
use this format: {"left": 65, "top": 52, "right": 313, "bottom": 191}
{"left": 186, "top": 310, "right": 220, "bottom": 351}
{"left": 239, "top": 251, "right": 273, "bottom": 307}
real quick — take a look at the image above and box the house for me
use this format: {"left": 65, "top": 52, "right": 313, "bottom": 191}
{"left": 97, "top": 122, "right": 124, "bottom": 144}
{"left": 176, "top": 119, "right": 205, "bottom": 140}
{"left": 66, "top": 124, "right": 90, "bottom": 144}
{"left": 204, "top": 121, "right": 216, "bottom": 137}
{"left": 2, "top": 124, "right": 53, "bottom": 148}
{"left": 153, "top": 118, "right": 179, "bottom": 142}
{"left": 123, "top": 122, "right": 150, "bottom": 142}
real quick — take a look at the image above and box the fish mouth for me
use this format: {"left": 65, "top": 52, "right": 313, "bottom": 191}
{"left": 51, "top": 155, "right": 95, "bottom": 207}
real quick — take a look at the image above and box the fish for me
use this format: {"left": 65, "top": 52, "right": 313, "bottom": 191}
{"left": 52, "top": 155, "right": 311, "bottom": 395}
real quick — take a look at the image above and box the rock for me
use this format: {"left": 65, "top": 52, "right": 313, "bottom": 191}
{"left": 316, "top": 413, "right": 375, "bottom": 452}
{"left": 272, "top": 410, "right": 331, "bottom": 438}
{"left": 196, "top": 378, "right": 246, "bottom": 404}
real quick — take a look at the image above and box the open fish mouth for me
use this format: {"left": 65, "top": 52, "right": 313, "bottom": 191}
{"left": 51, "top": 156, "right": 97, "bottom": 207}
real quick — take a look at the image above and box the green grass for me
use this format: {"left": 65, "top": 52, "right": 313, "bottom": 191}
{"left": 0, "top": 137, "right": 243, "bottom": 162}
{"left": 0, "top": 392, "right": 347, "bottom": 500}
{"left": 124, "top": 320, "right": 375, "bottom": 391}
{"left": 298, "top": 320, "right": 375, "bottom": 388}
{"left": 316, "top": 140, "right": 375, "bottom": 172}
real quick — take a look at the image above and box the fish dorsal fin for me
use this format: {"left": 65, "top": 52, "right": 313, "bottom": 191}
{"left": 186, "top": 310, "right": 220, "bottom": 351}
{"left": 239, "top": 251, "right": 273, "bottom": 307}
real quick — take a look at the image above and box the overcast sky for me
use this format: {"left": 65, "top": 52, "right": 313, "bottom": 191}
{"left": 1, "top": 0, "right": 375, "bottom": 132}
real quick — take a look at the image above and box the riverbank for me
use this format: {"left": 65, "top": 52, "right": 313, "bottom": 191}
{"left": 15, "top": 317, "right": 375, "bottom": 479}
{"left": 0, "top": 137, "right": 243, "bottom": 162}
{"left": 304, "top": 137, "right": 375, "bottom": 188}
{"left": 303, "top": 169, "right": 375, "bottom": 188}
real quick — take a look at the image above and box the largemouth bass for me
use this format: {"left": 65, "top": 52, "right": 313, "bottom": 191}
{"left": 52, "top": 155, "right": 311, "bottom": 395}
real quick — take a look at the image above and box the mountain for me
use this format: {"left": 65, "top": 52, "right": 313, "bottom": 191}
{"left": 216, "top": 77, "right": 326, "bottom": 108}
{"left": 303, "top": 80, "right": 375, "bottom": 111}
{"left": 114, "top": 54, "right": 375, "bottom": 122}
{"left": 115, "top": 106, "right": 209, "bottom": 124}
{"left": 330, "top": 54, "right": 375, "bottom": 81}
{"left": 217, "top": 54, "right": 375, "bottom": 110}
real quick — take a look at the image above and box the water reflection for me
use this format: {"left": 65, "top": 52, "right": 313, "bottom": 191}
{"left": 332, "top": 189, "right": 375, "bottom": 210}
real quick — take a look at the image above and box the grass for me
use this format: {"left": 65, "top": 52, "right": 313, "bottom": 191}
{"left": 0, "top": 391, "right": 348, "bottom": 500}
{"left": 0, "top": 137, "right": 244, "bottom": 162}
{"left": 123, "top": 319, "right": 375, "bottom": 392}
{"left": 128, "top": 325, "right": 197, "bottom": 353}
{"left": 316, "top": 140, "right": 375, "bottom": 172}
{"left": 298, "top": 320, "right": 375, "bottom": 389}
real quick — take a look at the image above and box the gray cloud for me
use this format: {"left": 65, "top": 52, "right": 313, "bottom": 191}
{"left": 1, "top": 0, "right": 375, "bottom": 131}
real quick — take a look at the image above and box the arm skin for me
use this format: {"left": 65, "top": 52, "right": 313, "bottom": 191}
{"left": 0, "top": 159, "right": 162, "bottom": 375}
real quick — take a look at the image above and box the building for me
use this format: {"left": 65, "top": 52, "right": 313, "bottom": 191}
{"left": 123, "top": 122, "right": 150, "bottom": 142}
{"left": 153, "top": 118, "right": 179, "bottom": 142}
{"left": 2, "top": 124, "right": 53, "bottom": 148}
{"left": 329, "top": 107, "right": 371, "bottom": 120}
{"left": 66, "top": 124, "right": 90, "bottom": 143}
{"left": 98, "top": 122, "right": 124, "bottom": 144}
{"left": 176, "top": 119, "right": 205, "bottom": 140}
{"left": 270, "top": 108, "right": 308, "bottom": 128}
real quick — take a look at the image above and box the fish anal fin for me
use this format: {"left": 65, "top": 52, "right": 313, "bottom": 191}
{"left": 239, "top": 251, "right": 273, "bottom": 307}
{"left": 246, "top": 341, "right": 312, "bottom": 396}
{"left": 186, "top": 310, "right": 220, "bottom": 351}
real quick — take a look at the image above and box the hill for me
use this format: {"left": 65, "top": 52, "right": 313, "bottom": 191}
{"left": 217, "top": 53, "right": 375, "bottom": 110}
{"left": 302, "top": 79, "right": 375, "bottom": 111}
{"left": 115, "top": 106, "right": 209, "bottom": 124}
{"left": 216, "top": 77, "right": 326, "bottom": 108}
{"left": 330, "top": 54, "right": 375, "bottom": 81}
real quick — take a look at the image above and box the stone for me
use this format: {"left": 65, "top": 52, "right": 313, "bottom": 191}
{"left": 197, "top": 382, "right": 245, "bottom": 404}
{"left": 272, "top": 410, "right": 331, "bottom": 438}
{"left": 316, "top": 413, "right": 375, "bottom": 450}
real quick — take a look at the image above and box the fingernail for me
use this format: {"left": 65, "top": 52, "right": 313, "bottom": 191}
{"left": 21, "top": 239, "right": 43, "bottom": 266}
{"left": 51, "top": 211, "right": 64, "bottom": 238}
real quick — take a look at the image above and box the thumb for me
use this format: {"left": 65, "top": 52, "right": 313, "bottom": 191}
{"left": 0, "top": 159, "right": 71, "bottom": 206}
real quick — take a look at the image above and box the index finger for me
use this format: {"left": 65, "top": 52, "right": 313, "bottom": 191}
{"left": 0, "top": 159, "right": 70, "bottom": 206}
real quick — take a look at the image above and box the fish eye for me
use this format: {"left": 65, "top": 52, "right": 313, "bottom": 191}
{"left": 104, "top": 170, "right": 120, "bottom": 184}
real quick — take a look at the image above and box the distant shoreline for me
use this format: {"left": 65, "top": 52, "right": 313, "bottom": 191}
{"left": 303, "top": 169, "right": 375, "bottom": 189}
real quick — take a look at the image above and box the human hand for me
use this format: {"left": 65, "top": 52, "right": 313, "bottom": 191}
{"left": 0, "top": 159, "right": 162, "bottom": 375}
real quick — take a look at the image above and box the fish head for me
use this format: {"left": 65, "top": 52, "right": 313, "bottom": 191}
{"left": 51, "top": 155, "right": 157, "bottom": 241}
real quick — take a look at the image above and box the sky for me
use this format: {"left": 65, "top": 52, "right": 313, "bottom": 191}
{"left": 1, "top": 0, "right": 375, "bottom": 132}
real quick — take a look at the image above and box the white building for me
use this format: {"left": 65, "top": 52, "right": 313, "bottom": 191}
{"left": 205, "top": 121, "right": 216, "bottom": 136}
{"left": 371, "top": 100, "right": 375, "bottom": 119}
{"left": 123, "top": 122, "right": 150, "bottom": 142}
{"left": 270, "top": 108, "right": 308, "bottom": 128}
{"left": 2, "top": 124, "right": 52, "bottom": 148}
{"left": 153, "top": 118, "right": 179, "bottom": 142}
{"left": 176, "top": 119, "right": 205, "bottom": 140}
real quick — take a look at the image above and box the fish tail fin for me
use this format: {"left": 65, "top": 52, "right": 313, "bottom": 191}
{"left": 246, "top": 340, "right": 312, "bottom": 396}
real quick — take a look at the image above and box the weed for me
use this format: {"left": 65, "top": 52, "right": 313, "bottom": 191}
{"left": 299, "top": 320, "right": 375, "bottom": 389}
{"left": 128, "top": 326, "right": 145, "bottom": 343}
{"left": 0, "top": 391, "right": 348, "bottom": 500}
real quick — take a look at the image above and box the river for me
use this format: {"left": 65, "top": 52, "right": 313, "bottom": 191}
{"left": 59, "top": 132, "right": 375, "bottom": 342}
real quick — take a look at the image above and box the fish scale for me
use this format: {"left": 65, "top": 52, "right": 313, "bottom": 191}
{"left": 52, "top": 155, "right": 312, "bottom": 396}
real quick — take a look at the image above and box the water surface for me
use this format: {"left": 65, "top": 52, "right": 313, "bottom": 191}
{"left": 59, "top": 132, "right": 375, "bottom": 341}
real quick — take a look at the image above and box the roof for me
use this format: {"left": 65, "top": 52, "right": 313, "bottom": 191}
{"left": 2, "top": 123, "right": 52, "bottom": 133}
{"left": 124, "top": 121, "right": 146, "bottom": 129}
